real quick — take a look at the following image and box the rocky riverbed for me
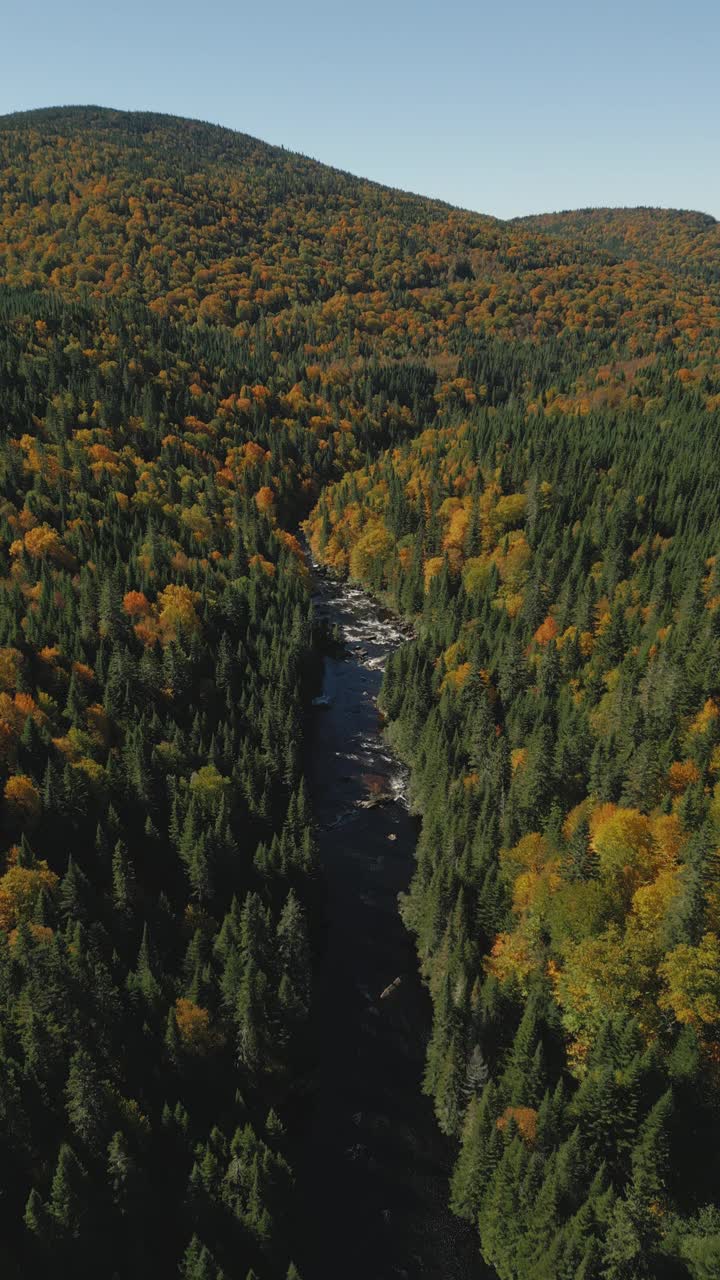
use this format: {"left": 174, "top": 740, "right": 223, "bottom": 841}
{"left": 294, "top": 566, "right": 489, "bottom": 1279}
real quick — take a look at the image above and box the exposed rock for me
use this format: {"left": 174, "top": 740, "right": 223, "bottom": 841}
{"left": 355, "top": 793, "right": 393, "bottom": 809}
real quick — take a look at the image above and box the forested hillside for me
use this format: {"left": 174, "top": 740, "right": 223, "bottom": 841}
{"left": 512, "top": 208, "right": 720, "bottom": 283}
{"left": 306, "top": 329, "right": 720, "bottom": 1275}
{"left": 0, "top": 105, "right": 719, "bottom": 1278}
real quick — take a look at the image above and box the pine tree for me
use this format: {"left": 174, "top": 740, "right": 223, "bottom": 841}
{"left": 450, "top": 1085, "right": 499, "bottom": 1221}
{"left": 65, "top": 1048, "right": 106, "bottom": 1154}
{"left": 235, "top": 961, "right": 269, "bottom": 1073}
{"left": 24, "top": 1187, "right": 50, "bottom": 1242}
{"left": 112, "top": 840, "right": 136, "bottom": 917}
{"left": 49, "top": 1143, "right": 88, "bottom": 1238}
{"left": 462, "top": 1042, "right": 490, "bottom": 1103}
{"left": 107, "top": 1130, "right": 139, "bottom": 1215}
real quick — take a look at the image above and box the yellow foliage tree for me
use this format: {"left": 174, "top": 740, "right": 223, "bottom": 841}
{"left": 0, "top": 864, "right": 59, "bottom": 931}
{"left": 4, "top": 775, "right": 41, "bottom": 827}
{"left": 0, "top": 648, "right": 22, "bottom": 692}
{"left": 349, "top": 524, "right": 394, "bottom": 582}
{"left": 157, "top": 584, "right": 201, "bottom": 645}
{"left": 591, "top": 806, "right": 655, "bottom": 897}
{"left": 22, "top": 523, "right": 73, "bottom": 567}
{"left": 659, "top": 932, "right": 720, "bottom": 1029}
{"left": 174, "top": 997, "right": 221, "bottom": 1055}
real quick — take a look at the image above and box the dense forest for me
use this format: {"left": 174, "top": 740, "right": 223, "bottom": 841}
{"left": 0, "top": 105, "right": 719, "bottom": 1277}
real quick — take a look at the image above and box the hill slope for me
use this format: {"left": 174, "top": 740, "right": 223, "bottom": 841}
{"left": 512, "top": 206, "right": 720, "bottom": 281}
{"left": 2, "top": 107, "right": 719, "bottom": 364}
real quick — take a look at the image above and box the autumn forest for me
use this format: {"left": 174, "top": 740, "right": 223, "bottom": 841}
{"left": 0, "top": 105, "right": 719, "bottom": 1278}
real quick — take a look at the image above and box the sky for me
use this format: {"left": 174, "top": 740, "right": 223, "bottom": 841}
{"left": 3, "top": 0, "right": 719, "bottom": 221}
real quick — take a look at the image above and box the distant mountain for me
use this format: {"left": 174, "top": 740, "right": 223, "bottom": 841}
{"left": 513, "top": 205, "right": 720, "bottom": 281}
{"left": 1, "top": 106, "right": 718, "bottom": 349}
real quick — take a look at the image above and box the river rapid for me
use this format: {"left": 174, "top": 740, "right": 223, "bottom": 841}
{"left": 295, "top": 566, "right": 489, "bottom": 1279}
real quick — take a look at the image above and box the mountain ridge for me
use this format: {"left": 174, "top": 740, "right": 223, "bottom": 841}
{"left": 2, "top": 104, "right": 718, "bottom": 385}
{"left": 3, "top": 105, "right": 716, "bottom": 231}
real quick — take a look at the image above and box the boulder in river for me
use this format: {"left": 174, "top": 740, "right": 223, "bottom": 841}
{"left": 355, "top": 793, "right": 393, "bottom": 809}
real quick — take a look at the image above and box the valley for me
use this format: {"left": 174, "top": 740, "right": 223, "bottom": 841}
{"left": 0, "top": 105, "right": 718, "bottom": 1279}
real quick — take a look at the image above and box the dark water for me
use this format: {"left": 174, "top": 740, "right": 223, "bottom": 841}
{"left": 295, "top": 569, "right": 491, "bottom": 1279}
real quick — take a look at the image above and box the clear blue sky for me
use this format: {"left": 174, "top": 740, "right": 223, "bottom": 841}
{"left": 4, "top": 0, "right": 718, "bottom": 220}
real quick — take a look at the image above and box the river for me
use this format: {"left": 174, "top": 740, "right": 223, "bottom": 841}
{"left": 295, "top": 566, "right": 490, "bottom": 1279}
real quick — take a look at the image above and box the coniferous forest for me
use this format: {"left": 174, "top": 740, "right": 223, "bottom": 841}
{"left": 1, "top": 105, "right": 720, "bottom": 1277}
